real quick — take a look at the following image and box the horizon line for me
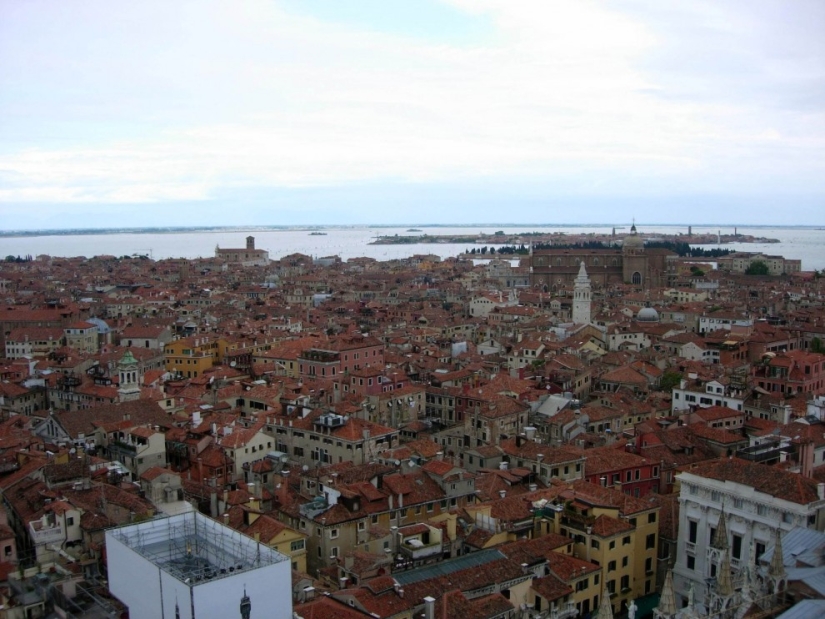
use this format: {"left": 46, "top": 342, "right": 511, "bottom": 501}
{"left": 1, "top": 222, "right": 820, "bottom": 237}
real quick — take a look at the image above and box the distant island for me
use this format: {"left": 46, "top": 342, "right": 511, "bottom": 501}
{"left": 309, "top": 232, "right": 327, "bottom": 235}
{"left": 406, "top": 228, "right": 422, "bottom": 232}
{"left": 370, "top": 230, "right": 779, "bottom": 247}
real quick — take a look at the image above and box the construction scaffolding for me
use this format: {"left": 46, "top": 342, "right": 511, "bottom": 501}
{"left": 109, "top": 512, "right": 287, "bottom": 586}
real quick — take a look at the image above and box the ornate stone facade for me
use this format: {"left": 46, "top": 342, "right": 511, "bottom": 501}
{"left": 529, "top": 225, "right": 674, "bottom": 290}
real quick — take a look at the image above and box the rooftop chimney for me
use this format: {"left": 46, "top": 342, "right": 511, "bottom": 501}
{"left": 423, "top": 596, "right": 436, "bottom": 619}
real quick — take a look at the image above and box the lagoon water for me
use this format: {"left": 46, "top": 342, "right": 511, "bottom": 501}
{"left": 1, "top": 225, "right": 824, "bottom": 270}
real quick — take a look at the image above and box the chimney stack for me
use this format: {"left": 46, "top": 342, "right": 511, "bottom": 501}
{"left": 423, "top": 596, "right": 436, "bottom": 619}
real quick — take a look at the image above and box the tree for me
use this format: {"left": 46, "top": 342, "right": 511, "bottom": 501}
{"left": 812, "top": 337, "right": 825, "bottom": 354}
{"left": 660, "top": 371, "right": 683, "bottom": 392}
{"left": 745, "top": 260, "right": 769, "bottom": 275}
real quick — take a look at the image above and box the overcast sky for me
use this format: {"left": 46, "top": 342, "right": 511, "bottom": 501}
{"left": 1, "top": 0, "right": 823, "bottom": 229}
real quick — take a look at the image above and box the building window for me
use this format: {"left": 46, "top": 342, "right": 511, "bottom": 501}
{"left": 622, "top": 556, "right": 628, "bottom": 568}
{"left": 608, "top": 560, "right": 616, "bottom": 572}
{"left": 732, "top": 534, "right": 742, "bottom": 559}
{"left": 330, "top": 529, "right": 339, "bottom": 539}
{"left": 689, "top": 520, "right": 698, "bottom": 543}
{"left": 646, "top": 533, "right": 656, "bottom": 549}
{"left": 687, "top": 555, "right": 695, "bottom": 570}
{"left": 648, "top": 513, "right": 656, "bottom": 524}
{"left": 757, "top": 504, "right": 767, "bottom": 516}
{"left": 711, "top": 490, "right": 721, "bottom": 502}
{"left": 290, "top": 540, "right": 305, "bottom": 552}
{"left": 622, "top": 536, "right": 631, "bottom": 546}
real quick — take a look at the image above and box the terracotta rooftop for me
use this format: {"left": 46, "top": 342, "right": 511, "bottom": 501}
{"left": 681, "top": 457, "right": 822, "bottom": 505}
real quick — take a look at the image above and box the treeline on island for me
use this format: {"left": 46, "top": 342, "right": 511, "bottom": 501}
{"left": 465, "top": 241, "right": 734, "bottom": 257}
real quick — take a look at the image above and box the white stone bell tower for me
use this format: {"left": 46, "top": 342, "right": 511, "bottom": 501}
{"left": 572, "top": 260, "right": 592, "bottom": 325}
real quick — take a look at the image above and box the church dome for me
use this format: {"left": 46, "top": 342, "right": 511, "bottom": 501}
{"left": 623, "top": 226, "right": 644, "bottom": 250}
{"left": 637, "top": 307, "right": 660, "bottom": 322}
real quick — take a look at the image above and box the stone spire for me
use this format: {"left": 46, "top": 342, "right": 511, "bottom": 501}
{"left": 597, "top": 584, "right": 614, "bottom": 619}
{"left": 687, "top": 581, "right": 696, "bottom": 610}
{"left": 712, "top": 509, "right": 729, "bottom": 550}
{"left": 769, "top": 528, "right": 786, "bottom": 582}
{"left": 717, "top": 549, "right": 734, "bottom": 597}
{"left": 744, "top": 538, "right": 760, "bottom": 601}
{"left": 680, "top": 581, "right": 701, "bottom": 619}
{"left": 654, "top": 570, "right": 677, "bottom": 618}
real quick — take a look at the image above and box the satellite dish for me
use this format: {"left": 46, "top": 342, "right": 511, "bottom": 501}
{"left": 230, "top": 361, "right": 237, "bottom": 367}
{"left": 302, "top": 465, "right": 309, "bottom": 472}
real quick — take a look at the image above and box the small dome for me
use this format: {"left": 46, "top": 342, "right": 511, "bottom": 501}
{"left": 637, "top": 307, "right": 660, "bottom": 322}
{"left": 623, "top": 233, "right": 644, "bottom": 250}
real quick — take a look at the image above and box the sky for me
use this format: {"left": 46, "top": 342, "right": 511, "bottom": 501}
{"left": 1, "top": 0, "right": 824, "bottom": 229}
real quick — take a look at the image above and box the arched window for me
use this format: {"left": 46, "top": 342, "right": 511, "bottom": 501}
{"left": 612, "top": 258, "right": 619, "bottom": 267}
{"left": 556, "top": 258, "right": 563, "bottom": 266}
{"left": 593, "top": 258, "right": 600, "bottom": 266}
{"left": 632, "top": 272, "right": 642, "bottom": 285}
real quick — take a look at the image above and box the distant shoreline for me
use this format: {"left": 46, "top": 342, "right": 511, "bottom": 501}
{"left": 370, "top": 232, "right": 780, "bottom": 246}
{"left": 0, "top": 223, "right": 818, "bottom": 239}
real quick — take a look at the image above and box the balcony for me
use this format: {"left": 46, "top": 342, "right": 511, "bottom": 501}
{"left": 108, "top": 440, "right": 138, "bottom": 457}
{"left": 737, "top": 441, "right": 785, "bottom": 464}
{"left": 559, "top": 508, "right": 596, "bottom": 533}
{"left": 29, "top": 520, "right": 65, "bottom": 546}
{"left": 299, "top": 496, "right": 329, "bottom": 520}
{"left": 548, "top": 601, "right": 578, "bottom": 619}
{"left": 400, "top": 536, "right": 442, "bottom": 560}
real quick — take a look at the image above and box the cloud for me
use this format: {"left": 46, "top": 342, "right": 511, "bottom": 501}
{"left": 0, "top": 0, "right": 823, "bottom": 222}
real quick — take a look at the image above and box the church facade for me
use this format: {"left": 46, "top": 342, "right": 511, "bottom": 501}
{"left": 215, "top": 236, "right": 270, "bottom": 266}
{"left": 529, "top": 225, "right": 673, "bottom": 290}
